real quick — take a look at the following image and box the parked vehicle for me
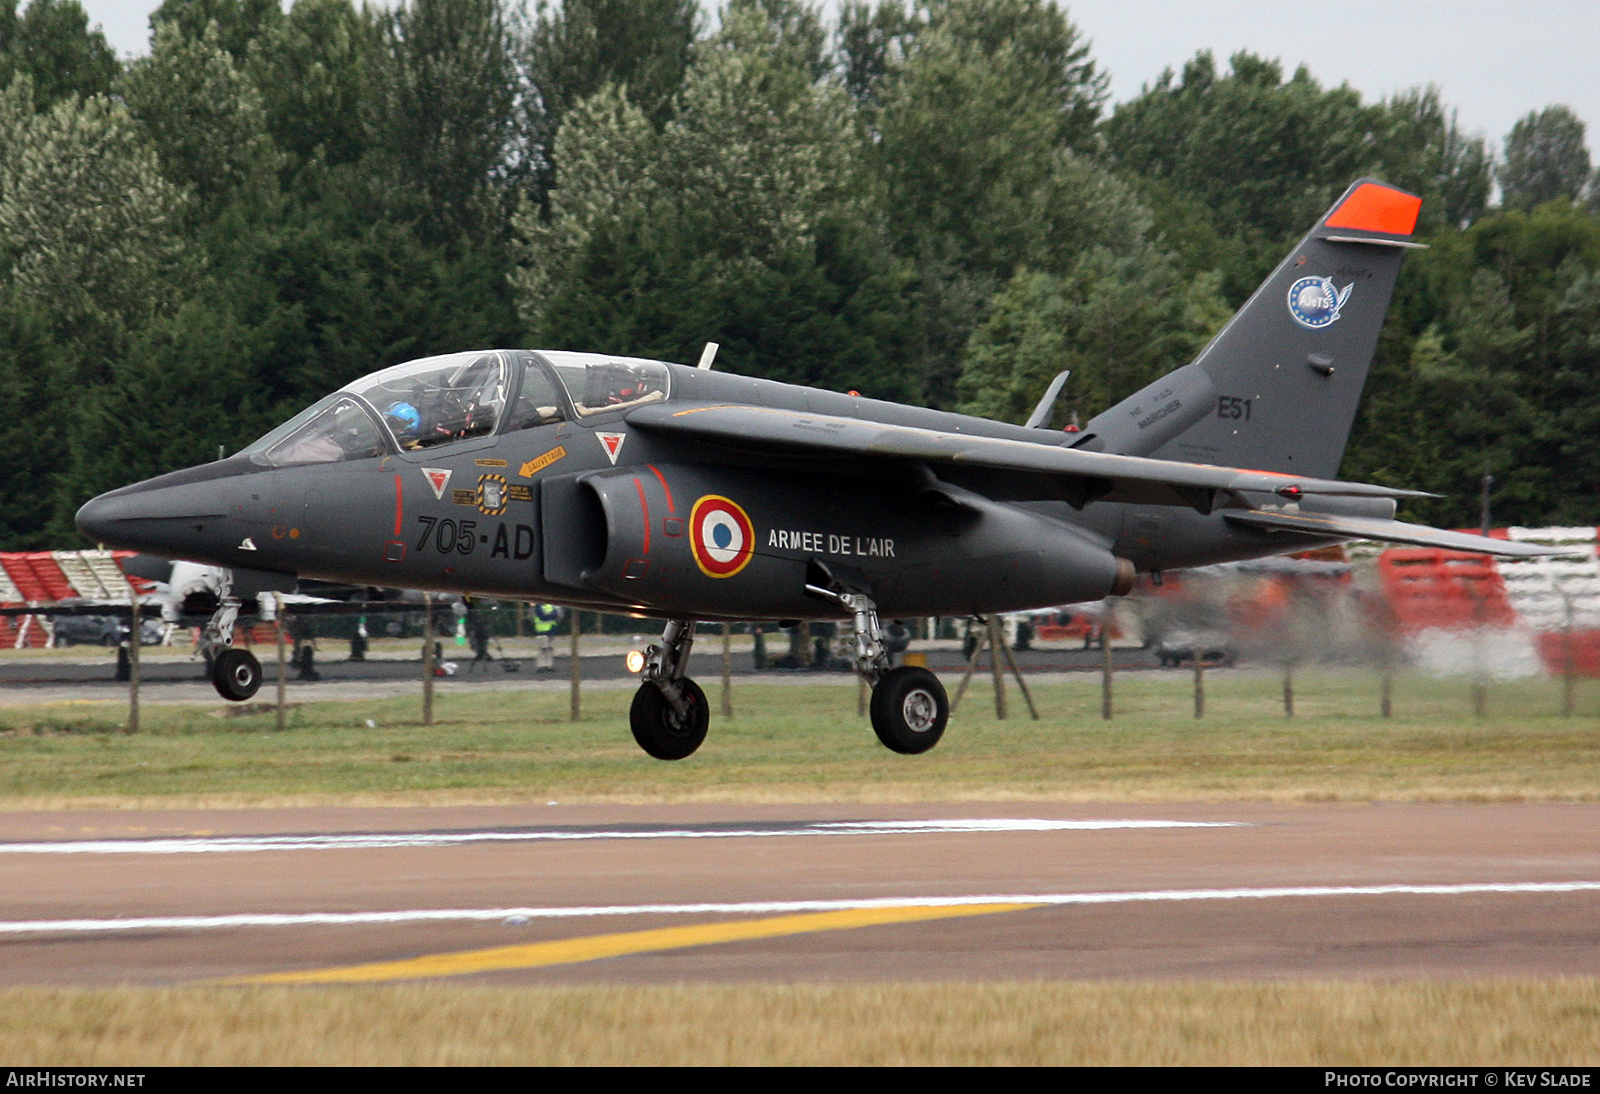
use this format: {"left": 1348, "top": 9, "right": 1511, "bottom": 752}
{"left": 1154, "top": 629, "right": 1237, "bottom": 668}
{"left": 51, "top": 610, "right": 162, "bottom": 647}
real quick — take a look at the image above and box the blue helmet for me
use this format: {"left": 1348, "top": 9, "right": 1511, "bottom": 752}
{"left": 384, "top": 401, "right": 420, "bottom": 434}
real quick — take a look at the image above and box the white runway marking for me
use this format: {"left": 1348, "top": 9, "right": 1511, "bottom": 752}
{"left": 0, "top": 818, "right": 1241, "bottom": 855}
{"left": 5, "top": 881, "right": 1598, "bottom": 936}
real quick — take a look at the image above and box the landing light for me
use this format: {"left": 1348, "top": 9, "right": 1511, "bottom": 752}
{"left": 625, "top": 650, "right": 646, "bottom": 674}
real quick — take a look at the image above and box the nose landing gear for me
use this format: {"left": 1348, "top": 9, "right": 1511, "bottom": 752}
{"left": 195, "top": 578, "right": 263, "bottom": 703}
{"left": 630, "top": 619, "right": 708, "bottom": 760}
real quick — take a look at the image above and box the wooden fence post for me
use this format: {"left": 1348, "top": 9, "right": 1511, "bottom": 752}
{"left": 422, "top": 598, "right": 435, "bottom": 726}
{"left": 570, "top": 611, "right": 582, "bottom": 722}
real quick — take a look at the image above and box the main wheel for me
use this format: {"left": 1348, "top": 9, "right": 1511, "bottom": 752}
{"left": 869, "top": 666, "right": 948, "bottom": 754}
{"left": 212, "top": 647, "right": 262, "bottom": 702}
{"left": 630, "top": 678, "right": 709, "bottom": 760}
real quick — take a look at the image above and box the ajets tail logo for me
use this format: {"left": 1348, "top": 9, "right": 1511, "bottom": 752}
{"left": 596, "top": 432, "right": 626, "bottom": 464}
{"left": 689, "top": 495, "right": 755, "bottom": 578}
{"left": 1287, "top": 276, "right": 1353, "bottom": 329}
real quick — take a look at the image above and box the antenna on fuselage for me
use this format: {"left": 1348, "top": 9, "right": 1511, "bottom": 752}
{"left": 1024, "top": 370, "right": 1071, "bottom": 429}
{"left": 696, "top": 342, "right": 720, "bottom": 370}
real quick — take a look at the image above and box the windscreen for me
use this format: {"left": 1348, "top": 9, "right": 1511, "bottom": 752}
{"left": 260, "top": 397, "right": 386, "bottom": 466}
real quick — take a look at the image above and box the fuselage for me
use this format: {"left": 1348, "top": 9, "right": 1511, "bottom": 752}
{"left": 76, "top": 350, "right": 1332, "bottom": 620}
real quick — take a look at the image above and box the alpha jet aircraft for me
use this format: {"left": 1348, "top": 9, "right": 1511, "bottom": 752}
{"left": 77, "top": 179, "right": 1557, "bottom": 760}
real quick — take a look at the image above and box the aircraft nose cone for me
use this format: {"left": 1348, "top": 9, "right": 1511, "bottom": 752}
{"left": 74, "top": 491, "right": 122, "bottom": 545}
{"left": 75, "top": 479, "right": 229, "bottom": 554}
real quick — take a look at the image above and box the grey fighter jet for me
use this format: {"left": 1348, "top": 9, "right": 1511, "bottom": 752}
{"left": 76, "top": 179, "right": 1555, "bottom": 760}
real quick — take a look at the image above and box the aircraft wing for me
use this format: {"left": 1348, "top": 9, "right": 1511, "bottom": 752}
{"left": 1223, "top": 509, "right": 1573, "bottom": 558}
{"left": 628, "top": 403, "right": 1429, "bottom": 512}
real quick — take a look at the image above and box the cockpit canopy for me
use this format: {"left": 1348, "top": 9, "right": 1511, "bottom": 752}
{"left": 537, "top": 350, "right": 669, "bottom": 417}
{"left": 240, "top": 350, "right": 673, "bottom": 467}
{"left": 359, "top": 351, "right": 507, "bottom": 451}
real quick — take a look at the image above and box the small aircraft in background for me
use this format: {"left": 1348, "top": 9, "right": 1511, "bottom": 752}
{"left": 77, "top": 179, "right": 1558, "bottom": 760}
{"left": 0, "top": 552, "right": 423, "bottom": 656}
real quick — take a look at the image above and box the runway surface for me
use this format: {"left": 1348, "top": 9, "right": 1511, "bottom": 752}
{"left": 3, "top": 802, "right": 1599, "bottom": 985}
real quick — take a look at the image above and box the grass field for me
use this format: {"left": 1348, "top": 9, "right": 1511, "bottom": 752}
{"left": 0, "top": 670, "right": 1596, "bottom": 806}
{"left": 4, "top": 980, "right": 1598, "bottom": 1065}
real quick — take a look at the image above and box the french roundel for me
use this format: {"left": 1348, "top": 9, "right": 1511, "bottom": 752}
{"left": 689, "top": 495, "right": 755, "bottom": 578}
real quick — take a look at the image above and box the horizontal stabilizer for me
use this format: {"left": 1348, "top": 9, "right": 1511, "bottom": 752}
{"left": 1224, "top": 509, "right": 1575, "bottom": 558}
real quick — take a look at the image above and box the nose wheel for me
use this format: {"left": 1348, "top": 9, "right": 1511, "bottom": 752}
{"left": 630, "top": 676, "right": 709, "bottom": 760}
{"left": 630, "top": 619, "right": 707, "bottom": 760}
{"left": 212, "top": 647, "right": 263, "bottom": 702}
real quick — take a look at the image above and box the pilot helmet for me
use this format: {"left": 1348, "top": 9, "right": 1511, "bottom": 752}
{"left": 384, "top": 401, "right": 421, "bottom": 434}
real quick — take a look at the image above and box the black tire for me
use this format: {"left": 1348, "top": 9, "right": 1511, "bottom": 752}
{"left": 630, "top": 678, "right": 709, "bottom": 760}
{"left": 212, "top": 647, "right": 262, "bottom": 702}
{"left": 869, "top": 666, "right": 948, "bottom": 754}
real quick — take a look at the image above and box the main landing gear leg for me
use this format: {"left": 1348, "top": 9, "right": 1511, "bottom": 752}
{"left": 199, "top": 572, "right": 262, "bottom": 702}
{"left": 630, "top": 618, "right": 708, "bottom": 760}
{"left": 806, "top": 583, "right": 949, "bottom": 754}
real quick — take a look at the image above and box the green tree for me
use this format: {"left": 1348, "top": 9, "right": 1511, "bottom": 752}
{"left": 834, "top": 0, "right": 913, "bottom": 107}
{"left": 366, "top": 0, "right": 529, "bottom": 244}
{"left": 1543, "top": 267, "right": 1600, "bottom": 521}
{"left": 0, "top": 291, "right": 77, "bottom": 547}
{"left": 1412, "top": 270, "right": 1539, "bottom": 523}
{"left": 1101, "top": 50, "right": 1401, "bottom": 305}
{"left": 1345, "top": 204, "right": 1600, "bottom": 526}
{"left": 58, "top": 298, "right": 269, "bottom": 511}
{"left": 148, "top": 0, "right": 282, "bottom": 62}
{"left": 0, "top": 78, "right": 192, "bottom": 538}
{"left": 860, "top": 0, "right": 1114, "bottom": 405}
{"left": 228, "top": 171, "right": 525, "bottom": 411}
{"left": 0, "top": 77, "right": 186, "bottom": 332}
{"left": 955, "top": 248, "right": 1228, "bottom": 424}
{"left": 873, "top": 0, "right": 1106, "bottom": 275}
{"left": 1376, "top": 86, "right": 1491, "bottom": 230}
{"left": 1104, "top": 52, "right": 1378, "bottom": 242}
{"left": 247, "top": 0, "right": 376, "bottom": 173}
{"left": 1499, "top": 105, "right": 1592, "bottom": 210}
{"left": 722, "top": 0, "right": 827, "bottom": 82}
{"left": 531, "top": 0, "right": 695, "bottom": 130}
{"left": 120, "top": 21, "right": 278, "bottom": 220}
{"left": 0, "top": 0, "right": 118, "bottom": 109}
{"left": 514, "top": 2, "right": 920, "bottom": 397}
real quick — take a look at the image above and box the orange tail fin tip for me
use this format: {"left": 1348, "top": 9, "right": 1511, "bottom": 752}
{"left": 1324, "top": 182, "right": 1422, "bottom": 236}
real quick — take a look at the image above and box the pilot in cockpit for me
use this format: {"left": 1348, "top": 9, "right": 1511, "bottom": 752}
{"left": 586, "top": 363, "right": 661, "bottom": 409}
{"left": 383, "top": 401, "right": 423, "bottom": 448}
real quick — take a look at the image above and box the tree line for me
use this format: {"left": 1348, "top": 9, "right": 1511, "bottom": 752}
{"left": 1, "top": 0, "right": 1596, "bottom": 548}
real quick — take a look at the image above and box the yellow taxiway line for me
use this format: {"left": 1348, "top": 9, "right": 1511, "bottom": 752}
{"left": 226, "top": 902, "right": 1040, "bottom": 985}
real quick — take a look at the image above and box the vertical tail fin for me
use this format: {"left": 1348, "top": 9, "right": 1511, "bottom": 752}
{"left": 1080, "top": 179, "right": 1423, "bottom": 480}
